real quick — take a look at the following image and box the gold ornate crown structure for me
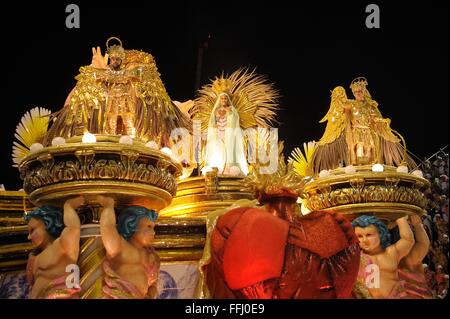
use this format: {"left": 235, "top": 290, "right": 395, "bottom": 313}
{"left": 350, "top": 76, "right": 368, "bottom": 91}
{"left": 106, "top": 37, "right": 126, "bottom": 60}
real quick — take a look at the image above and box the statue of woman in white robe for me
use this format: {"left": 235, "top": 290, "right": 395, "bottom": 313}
{"left": 203, "top": 93, "right": 249, "bottom": 176}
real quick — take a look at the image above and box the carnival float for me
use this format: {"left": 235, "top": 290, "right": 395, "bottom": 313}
{"left": 0, "top": 38, "right": 438, "bottom": 299}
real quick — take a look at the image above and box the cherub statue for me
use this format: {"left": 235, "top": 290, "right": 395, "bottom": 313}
{"left": 312, "top": 77, "right": 415, "bottom": 173}
{"left": 25, "top": 196, "right": 84, "bottom": 299}
{"left": 193, "top": 68, "right": 280, "bottom": 176}
{"left": 97, "top": 196, "right": 160, "bottom": 299}
{"left": 352, "top": 215, "right": 415, "bottom": 298}
{"left": 44, "top": 37, "right": 190, "bottom": 146}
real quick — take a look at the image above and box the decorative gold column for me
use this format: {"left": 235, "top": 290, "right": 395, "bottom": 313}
{"left": 78, "top": 222, "right": 105, "bottom": 299}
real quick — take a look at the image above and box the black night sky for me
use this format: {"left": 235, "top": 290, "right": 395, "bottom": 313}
{"left": 0, "top": 1, "right": 448, "bottom": 190}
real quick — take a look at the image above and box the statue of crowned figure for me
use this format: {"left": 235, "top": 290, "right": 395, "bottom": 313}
{"left": 43, "top": 37, "right": 191, "bottom": 147}
{"left": 311, "top": 77, "right": 416, "bottom": 173}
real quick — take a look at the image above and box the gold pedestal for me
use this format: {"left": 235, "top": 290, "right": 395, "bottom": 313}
{"left": 18, "top": 136, "right": 181, "bottom": 210}
{"left": 160, "top": 175, "right": 254, "bottom": 218}
{"left": 303, "top": 165, "right": 430, "bottom": 224}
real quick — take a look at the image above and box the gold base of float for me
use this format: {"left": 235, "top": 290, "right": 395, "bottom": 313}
{"left": 160, "top": 174, "right": 253, "bottom": 218}
{"left": 29, "top": 181, "right": 173, "bottom": 212}
{"left": 303, "top": 165, "right": 430, "bottom": 224}
{"left": 18, "top": 135, "right": 181, "bottom": 210}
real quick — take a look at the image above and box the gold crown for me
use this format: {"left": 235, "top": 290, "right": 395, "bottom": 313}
{"left": 241, "top": 142, "right": 308, "bottom": 203}
{"left": 350, "top": 76, "right": 368, "bottom": 90}
{"left": 211, "top": 76, "right": 232, "bottom": 96}
{"left": 106, "top": 37, "right": 126, "bottom": 60}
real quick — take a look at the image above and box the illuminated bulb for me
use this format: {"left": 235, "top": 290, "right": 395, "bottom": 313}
{"left": 345, "top": 165, "right": 356, "bottom": 174}
{"left": 411, "top": 170, "right": 423, "bottom": 178}
{"left": 372, "top": 164, "right": 384, "bottom": 172}
{"left": 30, "top": 143, "right": 44, "bottom": 153}
{"left": 82, "top": 132, "right": 96, "bottom": 143}
{"left": 160, "top": 147, "right": 173, "bottom": 156}
{"left": 51, "top": 137, "right": 66, "bottom": 146}
{"left": 319, "top": 170, "right": 330, "bottom": 178}
{"left": 119, "top": 135, "right": 133, "bottom": 145}
{"left": 145, "top": 141, "right": 158, "bottom": 150}
{"left": 396, "top": 165, "right": 408, "bottom": 173}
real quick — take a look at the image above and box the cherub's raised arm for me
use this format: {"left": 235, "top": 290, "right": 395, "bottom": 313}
{"left": 394, "top": 216, "right": 415, "bottom": 262}
{"left": 60, "top": 196, "right": 83, "bottom": 260}
{"left": 407, "top": 215, "right": 430, "bottom": 265}
{"left": 98, "top": 196, "right": 123, "bottom": 258}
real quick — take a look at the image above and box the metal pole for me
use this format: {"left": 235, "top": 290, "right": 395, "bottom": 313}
{"left": 194, "top": 35, "right": 210, "bottom": 176}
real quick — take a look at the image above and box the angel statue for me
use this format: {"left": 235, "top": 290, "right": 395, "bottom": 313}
{"left": 311, "top": 77, "right": 415, "bottom": 173}
{"left": 192, "top": 68, "right": 280, "bottom": 176}
{"left": 42, "top": 37, "right": 190, "bottom": 146}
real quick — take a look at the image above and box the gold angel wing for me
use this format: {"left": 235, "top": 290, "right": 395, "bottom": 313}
{"left": 289, "top": 141, "right": 317, "bottom": 177}
{"left": 193, "top": 68, "right": 280, "bottom": 132}
{"left": 12, "top": 107, "right": 51, "bottom": 167}
{"left": 311, "top": 86, "right": 350, "bottom": 173}
{"left": 317, "top": 86, "right": 348, "bottom": 145}
{"left": 72, "top": 66, "right": 107, "bottom": 109}
{"left": 44, "top": 66, "right": 107, "bottom": 144}
{"left": 128, "top": 50, "right": 191, "bottom": 142}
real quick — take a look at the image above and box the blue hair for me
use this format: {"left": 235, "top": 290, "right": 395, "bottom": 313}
{"left": 117, "top": 206, "right": 158, "bottom": 240}
{"left": 24, "top": 206, "right": 64, "bottom": 238}
{"left": 352, "top": 215, "right": 391, "bottom": 249}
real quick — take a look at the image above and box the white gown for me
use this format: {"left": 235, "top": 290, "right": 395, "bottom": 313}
{"left": 203, "top": 94, "right": 249, "bottom": 176}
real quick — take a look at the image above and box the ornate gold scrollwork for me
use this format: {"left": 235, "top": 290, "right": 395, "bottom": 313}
{"left": 21, "top": 150, "right": 178, "bottom": 196}
{"left": 306, "top": 185, "right": 427, "bottom": 211}
{"left": 303, "top": 167, "right": 429, "bottom": 220}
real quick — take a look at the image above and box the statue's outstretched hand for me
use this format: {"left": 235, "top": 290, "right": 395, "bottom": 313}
{"left": 90, "top": 46, "right": 109, "bottom": 69}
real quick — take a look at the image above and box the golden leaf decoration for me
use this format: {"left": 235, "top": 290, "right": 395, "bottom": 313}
{"left": 290, "top": 141, "right": 317, "bottom": 177}
{"left": 12, "top": 107, "right": 51, "bottom": 167}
